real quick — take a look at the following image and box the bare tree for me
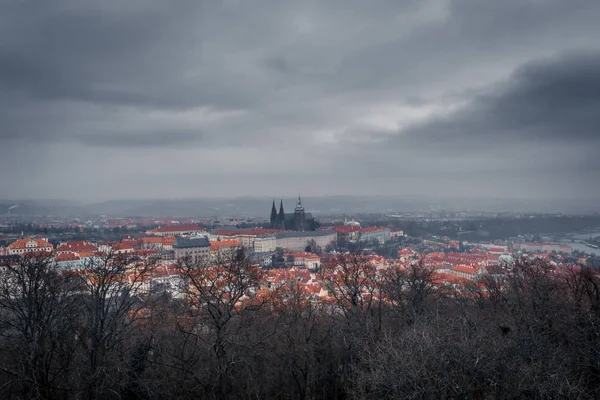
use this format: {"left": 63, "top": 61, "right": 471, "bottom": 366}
{"left": 75, "top": 252, "right": 156, "bottom": 399}
{"left": 176, "top": 247, "right": 263, "bottom": 398}
{"left": 381, "top": 258, "right": 436, "bottom": 326}
{"left": 263, "top": 280, "right": 334, "bottom": 400}
{"left": 319, "top": 252, "right": 382, "bottom": 397}
{"left": 0, "top": 253, "right": 80, "bottom": 399}
{"left": 320, "top": 253, "right": 381, "bottom": 326}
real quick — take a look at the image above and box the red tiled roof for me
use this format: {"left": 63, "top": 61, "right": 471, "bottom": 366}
{"left": 210, "top": 240, "right": 240, "bottom": 251}
{"left": 360, "top": 226, "right": 389, "bottom": 233}
{"left": 142, "top": 236, "right": 176, "bottom": 244}
{"left": 163, "top": 236, "right": 176, "bottom": 244}
{"left": 142, "top": 237, "right": 163, "bottom": 244}
{"left": 322, "top": 225, "right": 361, "bottom": 234}
{"left": 56, "top": 252, "right": 81, "bottom": 262}
{"left": 78, "top": 251, "right": 101, "bottom": 258}
{"left": 56, "top": 241, "right": 98, "bottom": 253}
{"left": 150, "top": 224, "right": 201, "bottom": 233}
{"left": 215, "top": 228, "right": 284, "bottom": 236}
{"left": 288, "top": 252, "right": 321, "bottom": 260}
{"left": 451, "top": 265, "right": 477, "bottom": 274}
{"left": 113, "top": 242, "right": 134, "bottom": 250}
{"left": 433, "top": 272, "right": 471, "bottom": 286}
{"left": 8, "top": 238, "right": 53, "bottom": 250}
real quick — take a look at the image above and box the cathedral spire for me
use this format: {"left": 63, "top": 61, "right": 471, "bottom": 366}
{"left": 295, "top": 194, "right": 305, "bottom": 213}
{"left": 277, "top": 199, "right": 286, "bottom": 229}
{"left": 270, "top": 199, "right": 277, "bottom": 228}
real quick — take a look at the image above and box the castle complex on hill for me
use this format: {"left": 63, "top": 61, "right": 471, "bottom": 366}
{"left": 269, "top": 196, "right": 317, "bottom": 232}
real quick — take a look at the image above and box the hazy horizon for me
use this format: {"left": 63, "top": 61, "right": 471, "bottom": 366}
{"left": 2, "top": 193, "right": 600, "bottom": 204}
{"left": 2, "top": 195, "right": 599, "bottom": 217}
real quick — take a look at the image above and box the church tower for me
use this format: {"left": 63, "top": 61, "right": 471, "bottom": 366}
{"left": 277, "top": 199, "right": 286, "bottom": 230}
{"left": 268, "top": 196, "right": 315, "bottom": 231}
{"left": 269, "top": 199, "right": 278, "bottom": 229}
{"left": 293, "top": 194, "right": 306, "bottom": 232}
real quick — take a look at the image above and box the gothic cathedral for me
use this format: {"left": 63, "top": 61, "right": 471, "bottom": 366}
{"left": 269, "top": 195, "right": 316, "bottom": 231}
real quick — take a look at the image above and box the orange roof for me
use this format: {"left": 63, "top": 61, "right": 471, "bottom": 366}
{"left": 113, "top": 242, "right": 134, "bottom": 250}
{"left": 56, "top": 241, "right": 98, "bottom": 253}
{"left": 77, "top": 251, "right": 100, "bottom": 258}
{"left": 215, "top": 228, "right": 284, "bottom": 236}
{"left": 142, "top": 236, "right": 176, "bottom": 245}
{"left": 210, "top": 240, "right": 240, "bottom": 251}
{"left": 56, "top": 252, "right": 81, "bottom": 262}
{"left": 360, "top": 226, "right": 389, "bottom": 233}
{"left": 8, "top": 238, "right": 53, "bottom": 250}
{"left": 321, "top": 225, "right": 360, "bottom": 234}
{"left": 142, "top": 237, "right": 163, "bottom": 244}
{"left": 451, "top": 265, "right": 477, "bottom": 274}
{"left": 149, "top": 224, "right": 201, "bottom": 233}
{"left": 433, "top": 272, "right": 472, "bottom": 286}
{"left": 288, "top": 252, "right": 321, "bottom": 260}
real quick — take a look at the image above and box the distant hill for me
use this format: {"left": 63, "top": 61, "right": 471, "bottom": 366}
{"left": 1, "top": 196, "right": 598, "bottom": 218}
{"left": 80, "top": 196, "right": 600, "bottom": 217}
{"left": 0, "top": 200, "right": 84, "bottom": 217}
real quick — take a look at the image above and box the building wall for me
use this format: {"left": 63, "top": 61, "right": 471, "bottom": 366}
{"left": 360, "top": 229, "right": 391, "bottom": 244}
{"left": 390, "top": 230, "right": 404, "bottom": 239}
{"left": 57, "top": 256, "right": 101, "bottom": 271}
{"left": 313, "top": 233, "right": 337, "bottom": 249}
{"left": 234, "top": 235, "right": 255, "bottom": 248}
{"left": 8, "top": 246, "right": 53, "bottom": 255}
{"left": 276, "top": 232, "right": 336, "bottom": 252}
{"left": 152, "top": 229, "right": 208, "bottom": 237}
{"left": 174, "top": 246, "right": 210, "bottom": 262}
{"left": 516, "top": 243, "right": 572, "bottom": 254}
{"left": 254, "top": 236, "right": 276, "bottom": 252}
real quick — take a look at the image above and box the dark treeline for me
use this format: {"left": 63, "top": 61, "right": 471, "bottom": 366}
{"left": 378, "top": 215, "right": 600, "bottom": 240}
{"left": 1, "top": 251, "right": 599, "bottom": 399}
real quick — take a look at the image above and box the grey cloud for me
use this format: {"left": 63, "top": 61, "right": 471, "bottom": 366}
{"left": 392, "top": 51, "right": 600, "bottom": 151}
{"left": 75, "top": 130, "right": 203, "bottom": 148}
{"left": 0, "top": 0, "right": 251, "bottom": 110}
{"left": 344, "top": 50, "right": 600, "bottom": 185}
{"left": 262, "top": 56, "right": 293, "bottom": 74}
{"left": 1, "top": 0, "right": 600, "bottom": 200}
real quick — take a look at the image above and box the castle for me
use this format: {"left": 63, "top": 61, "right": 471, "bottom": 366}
{"left": 269, "top": 196, "right": 317, "bottom": 231}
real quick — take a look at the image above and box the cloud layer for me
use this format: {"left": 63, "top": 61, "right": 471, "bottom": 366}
{"left": 1, "top": 0, "right": 599, "bottom": 200}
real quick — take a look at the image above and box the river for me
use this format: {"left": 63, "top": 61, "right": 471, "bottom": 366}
{"left": 556, "top": 240, "right": 600, "bottom": 256}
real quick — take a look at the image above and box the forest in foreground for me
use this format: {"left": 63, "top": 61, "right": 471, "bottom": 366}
{"left": 0, "top": 250, "right": 599, "bottom": 399}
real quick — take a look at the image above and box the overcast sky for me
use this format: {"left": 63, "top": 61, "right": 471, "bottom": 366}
{"left": 1, "top": 0, "right": 599, "bottom": 201}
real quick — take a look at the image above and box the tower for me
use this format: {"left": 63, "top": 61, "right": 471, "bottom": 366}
{"left": 268, "top": 196, "right": 315, "bottom": 231}
{"left": 269, "top": 199, "right": 278, "bottom": 228}
{"left": 293, "top": 194, "right": 306, "bottom": 232}
{"left": 277, "top": 200, "right": 286, "bottom": 230}
{"left": 294, "top": 194, "right": 304, "bottom": 212}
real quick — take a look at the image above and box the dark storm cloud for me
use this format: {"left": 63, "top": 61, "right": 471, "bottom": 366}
{"left": 1, "top": 0, "right": 600, "bottom": 200}
{"left": 341, "top": 49, "right": 600, "bottom": 190}
{"left": 385, "top": 51, "right": 600, "bottom": 152}
{"left": 0, "top": 0, "right": 257, "bottom": 110}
